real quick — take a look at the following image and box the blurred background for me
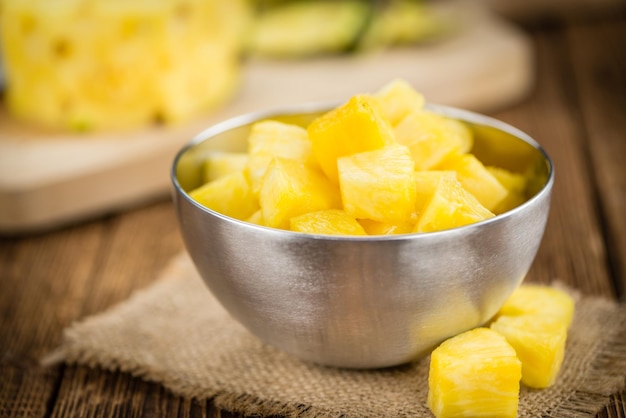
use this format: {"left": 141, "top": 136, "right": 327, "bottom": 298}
{"left": 0, "top": 0, "right": 623, "bottom": 234}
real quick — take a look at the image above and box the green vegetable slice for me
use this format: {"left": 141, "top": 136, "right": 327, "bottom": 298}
{"left": 247, "top": 0, "right": 373, "bottom": 58}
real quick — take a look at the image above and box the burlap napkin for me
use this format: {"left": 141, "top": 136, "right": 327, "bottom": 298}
{"left": 45, "top": 253, "right": 626, "bottom": 417}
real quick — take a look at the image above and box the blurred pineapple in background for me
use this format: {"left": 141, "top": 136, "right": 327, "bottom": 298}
{"left": 0, "top": 0, "right": 251, "bottom": 131}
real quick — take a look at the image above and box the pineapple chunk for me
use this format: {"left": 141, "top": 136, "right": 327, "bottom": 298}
{"left": 374, "top": 79, "right": 425, "bottom": 126}
{"left": 0, "top": 0, "right": 250, "bottom": 130}
{"left": 490, "top": 285, "right": 575, "bottom": 388}
{"left": 491, "top": 315, "right": 567, "bottom": 389}
{"left": 247, "top": 120, "right": 315, "bottom": 194}
{"left": 414, "top": 170, "right": 457, "bottom": 215}
{"left": 487, "top": 166, "right": 528, "bottom": 215}
{"left": 260, "top": 158, "right": 341, "bottom": 230}
{"left": 308, "top": 94, "right": 395, "bottom": 183}
{"left": 415, "top": 176, "right": 494, "bottom": 233}
{"left": 487, "top": 166, "right": 527, "bottom": 195}
{"left": 428, "top": 327, "right": 522, "bottom": 418}
{"left": 189, "top": 171, "right": 259, "bottom": 221}
{"left": 290, "top": 209, "right": 367, "bottom": 236}
{"left": 202, "top": 152, "right": 249, "bottom": 183}
{"left": 496, "top": 284, "right": 575, "bottom": 329}
{"left": 492, "top": 193, "right": 527, "bottom": 216}
{"left": 444, "top": 117, "right": 474, "bottom": 155}
{"left": 246, "top": 209, "right": 264, "bottom": 226}
{"left": 338, "top": 144, "right": 416, "bottom": 224}
{"left": 394, "top": 111, "right": 468, "bottom": 170}
{"left": 438, "top": 154, "right": 508, "bottom": 213}
{"left": 358, "top": 219, "right": 414, "bottom": 235}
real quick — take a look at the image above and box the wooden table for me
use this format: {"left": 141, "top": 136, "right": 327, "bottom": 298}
{"left": 1, "top": 7, "right": 625, "bottom": 417}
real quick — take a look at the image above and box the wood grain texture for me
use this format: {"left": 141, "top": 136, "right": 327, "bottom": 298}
{"left": 0, "top": 201, "right": 184, "bottom": 418}
{"left": 481, "top": 0, "right": 626, "bottom": 22}
{"left": 0, "top": 8, "right": 624, "bottom": 418}
{"left": 504, "top": 28, "right": 614, "bottom": 297}
{"left": 566, "top": 14, "right": 626, "bottom": 299}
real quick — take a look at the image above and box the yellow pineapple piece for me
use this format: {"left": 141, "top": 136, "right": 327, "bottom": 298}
{"left": 487, "top": 166, "right": 528, "bottom": 214}
{"left": 415, "top": 176, "right": 494, "bottom": 233}
{"left": 246, "top": 209, "right": 264, "bottom": 226}
{"left": 490, "top": 315, "right": 567, "bottom": 389}
{"left": 489, "top": 285, "right": 575, "bottom": 388}
{"left": 444, "top": 117, "right": 474, "bottom": 154}
{"left": 374, "top": 79, "right": 425, "bottom": 126}
{"left": 414, "top": 170, "right": 457, "bottom": 215}
{"left": 290, "top": 209, "right": 367, "bottom": 236}
{"left": 492, "top": 193, "right": 527, "bottom": 216}
{"left": 246, "top": 120, "right": 315, "bottom": 194}
{"left": 308, "top": 94, "right": 395, "bottom": 183}
{"left": 338, "top": 144, "right": 416, "bottom": 224}
{"left": 394, "top": 111, "right": 471, "bottom": 170}
{"left": 439, "top": 154, "right": 508, "bottom": 212}
{"left": 487, "top": 166, "right": 526, "bottom": 194}
{"left": 189, "top": 171, "right": 259, "bottom": 221}
{"left": 202, "top": 152, "right": 249, "bottom": 183}
{"left": 0, "top": 0, "right": 250, "bottom": 130}
{"left": 428, "top": 327, "right": 522, "bottom": 418}
{"left": 358, "top": 219, "right": 414, "bottom": 235}
{"left": 260, "top": 158, "right": 341, "bottom": 230}
{"left": 496, "top": 284, "right": 575, "bottom": 330}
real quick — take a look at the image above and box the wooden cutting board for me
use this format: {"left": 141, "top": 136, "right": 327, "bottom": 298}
{"left": 0, "top": 6, "right": 534, "bottom": 234}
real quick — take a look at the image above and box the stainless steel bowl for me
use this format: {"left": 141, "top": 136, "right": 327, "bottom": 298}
{"left": 171, "top": 102, "right": 554, "bottom": 369}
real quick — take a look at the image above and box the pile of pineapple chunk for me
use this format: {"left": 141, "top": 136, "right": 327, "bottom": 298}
{"left": 428, "top": 284, "right": 575, "bottom": 417}
{"left": 189, "top": 79, "right": 529, "bottom": 235}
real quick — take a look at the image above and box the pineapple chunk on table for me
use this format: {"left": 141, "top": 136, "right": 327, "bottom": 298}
{"left": 260, "top": 158, "right": 341, "bottom": 230}
{"left": 439, "top": 153, "right": 508, "bottom": 212}
{"left": 496, "top": 284, "right": 575, "bottom": 328}
{"left": 188, "top": 171, "right": 259, "bottom": 221}
{"left": 428, "top": 327, "right": 522, "bottom": 418}
{"left": 247, "top": 120, "right": 314, "bottom": 194}
{"left": 290, "top": 209, "right": 367, "bottom": 236}
{"left": 414, "top": 176, "right": 494, "bottom": 233}
{"left": 490, "top": 285, "right": 575, "bottom": 388}
{"left": 308, "top": 95, "right": 395, "bottom": 183}
{"left": 491, "top": 314, "right": 568, "bottom": 389}
{"left": 374, "top": 78, "right": 425, "bottom": 126}
{"left": 338, "top": 144, "right": 416, "bottom": 224}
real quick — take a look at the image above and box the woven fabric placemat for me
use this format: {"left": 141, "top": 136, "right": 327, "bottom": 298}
{"left": 45, "top": 253, "right": 626, "bottom": 417}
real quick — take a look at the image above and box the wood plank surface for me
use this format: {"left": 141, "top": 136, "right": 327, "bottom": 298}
{"left": 1, "top": 5, "right": 625, "bottom": 418}
{"left": 499, "top": 22, "right": 615, "bottom": 297}
{"left": 566, "top": 16, "right": 626, "bottom": 297}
